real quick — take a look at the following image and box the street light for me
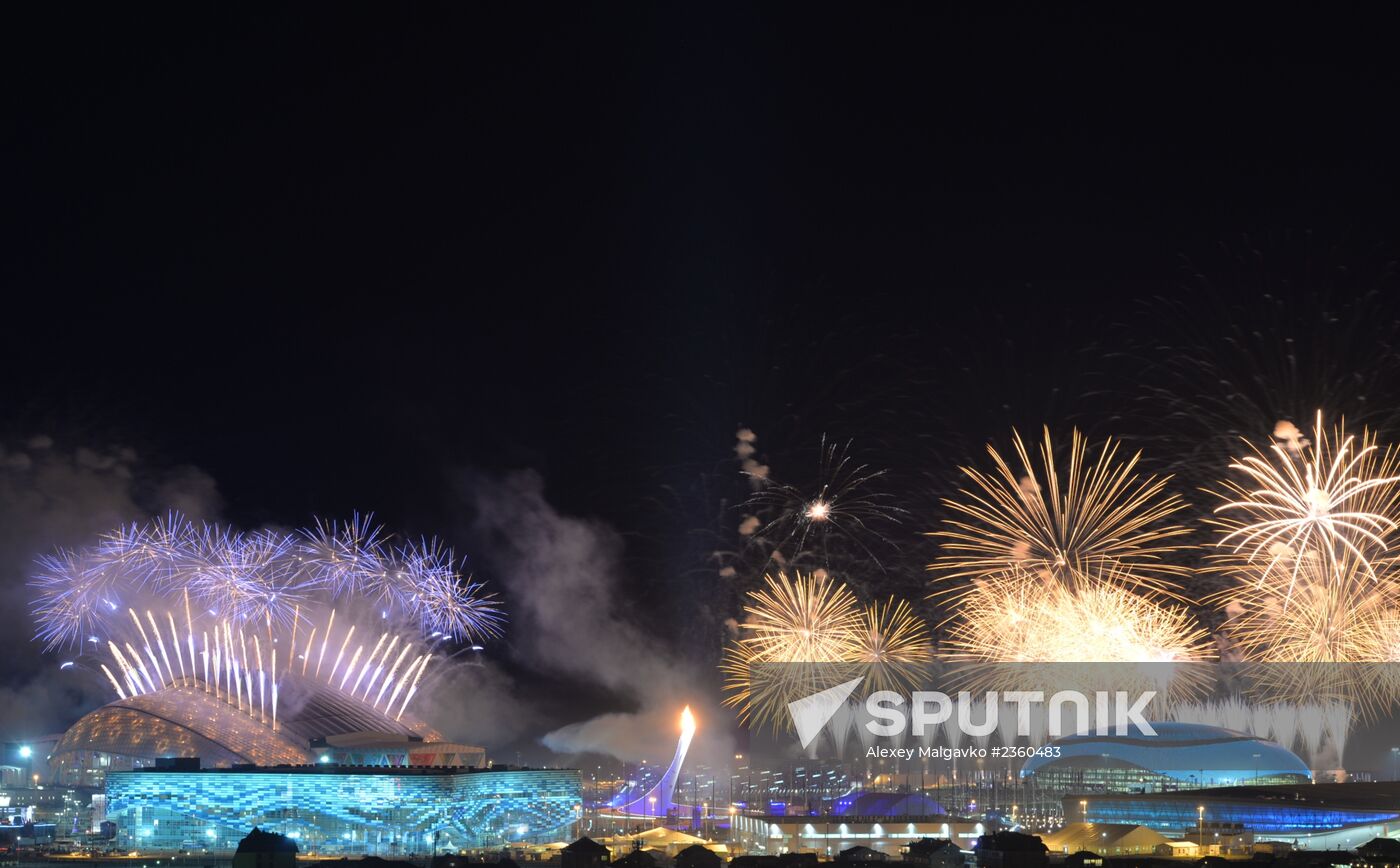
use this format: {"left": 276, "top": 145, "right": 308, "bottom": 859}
{"left": 1079, "top": 800, "right": 1087, "bottom": 823}
{"left": 1197, "top": 805, "right": 1205, "bottom": 846}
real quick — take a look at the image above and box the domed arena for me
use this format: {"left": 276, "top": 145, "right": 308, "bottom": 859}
{"left": 47, "top": 678, "right": 482, "bottom": 786}
{"left": 1021, "top": 721, "right": 1311, "bottom": 792}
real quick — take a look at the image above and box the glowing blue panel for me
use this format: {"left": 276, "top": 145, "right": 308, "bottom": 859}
{"left": 106, "top": 766, "right": 581, "bottom": 854}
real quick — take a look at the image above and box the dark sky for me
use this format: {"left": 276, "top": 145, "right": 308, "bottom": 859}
{"left": 6, "top": 4, "right": 1399, "bottom": 529}
{"left": 6, "top": 5, "right": 1400, "bottom": 765}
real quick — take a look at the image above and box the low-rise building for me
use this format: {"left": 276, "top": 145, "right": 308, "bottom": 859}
{"left": 106, "top": 763, "right": 582, "bottom": 854}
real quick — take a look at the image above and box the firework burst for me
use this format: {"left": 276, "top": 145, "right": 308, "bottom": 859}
{"left": 940, "top": 569, "right": 1212, "bottom": 664}
{"left": 299, "top": 513, "right": 390, "bottom": 597}
{"left": 1213, "top": 412, "right": 1400, "bottom": 606}
{"left": 742, "top": 436, "right": 909, "bottom": 575}
{"left": 721, "top": 571, "right": 932, "bottom": 732}
{"left": 30, "top": 548, "right": 117, "bottom": 651}
{"left": 397, "top": 536, "right": 505, "bottom": 640}
{"left": 851, "top": 596, "right": 934, "bottom": 693}
{"left": 30, "top": 514, "right": 505, "bottom": 727}
{"left": 932, "top": 427, "right": 1190, "bottom": 596}
{"left": 732, "top": 570, "right": 863, "bottom": 664}
{"left": 1213, "top": 549, "right": 1393, "bottom": 664}
{"left": 937, "top": 567, "right": 1213, "bottom": 707}
{"left": 1209, "top": 539, "right": 1400, "bottom": 715}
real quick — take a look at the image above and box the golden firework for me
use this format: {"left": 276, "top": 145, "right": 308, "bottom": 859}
{"left": 721, "top": 572, "right": 934, "bottom": 733}
{"left": 1213, "top": 411, "right": 1400, "bottom": 606}
{"left": 1210, "top": 547, "right": 1400, "bottom": 715}
{"left": 932, "top": 427, "right": 1189, "bottom": 596}
{"left": 1214, "top": 550, "right": 1392, "bottom": 663}
{"left": 852, "top": 597, "right": 934, "bottom": 694}
{"left": 737, "top": 570, "right": 863, "bottom": 663}
{"left": 941, "top": 569, "right": 1213, "bottom": 664}
{"left": 938, "top": 567, "right": 1214, "bottom": 708}
{"left": 721, "top": 571, "right": 863, "bottom": 731}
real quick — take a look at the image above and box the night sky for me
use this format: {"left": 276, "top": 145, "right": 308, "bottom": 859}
{"left": 5, "top": 6, "right": 1400, "bottom": 765}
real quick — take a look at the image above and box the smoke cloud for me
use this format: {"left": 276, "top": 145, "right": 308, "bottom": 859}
{"left": 419, "top": 656, "right": 541, "bottom": 749}
{"left": 461, "top": 470, "right": 732, "bottom": 764}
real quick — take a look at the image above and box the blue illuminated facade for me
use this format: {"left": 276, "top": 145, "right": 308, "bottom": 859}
{"left": 1070, "top": 784, "right": 1400, "bottom": 846}
{"left": 106, "top": 765, "right": 582, "bottom": 854}
{"left": 1079, "top": 795, "right": 1398, "bottom": 835}
{"left": 1022, "top": 722, "right": 1311, "bottom": 791}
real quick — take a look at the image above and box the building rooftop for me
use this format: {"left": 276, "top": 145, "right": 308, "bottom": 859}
{"left": 1082, "top": 781, "right": 1400, "bottom": 810}
{"left": 122, "top": 762, "right": 573, "bottom": 776}
{"left": 1022, "top": 722, "right": 1310, "bottom": 785}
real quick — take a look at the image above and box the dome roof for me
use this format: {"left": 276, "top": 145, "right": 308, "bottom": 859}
{"left": 52, "top": 678, "right": 440, "bottom": 771}
{"left": 1021, "top": 721, "right": 1310, "bottom": 784}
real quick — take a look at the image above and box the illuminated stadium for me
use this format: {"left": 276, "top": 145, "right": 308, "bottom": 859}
{"left": 105, "top": 763, "right": 582, "bottom": 854}
{"left": 48, "top": 679, "right": 486, "bottom": 786}
{"left": 31, "top": 516, "right": 503, "bottom": 784}
{"left": 1021, "top": 722, "right": 1311, "bottom": 793}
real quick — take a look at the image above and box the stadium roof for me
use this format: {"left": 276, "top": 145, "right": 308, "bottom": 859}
{"left": 51, "top": 679, "right": 441, "bottom": 770}
{"left": 1021, "top": 722, "right": 1309, "bottom": 784}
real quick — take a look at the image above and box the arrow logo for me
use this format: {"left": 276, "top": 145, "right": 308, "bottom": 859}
{"left": 787, "top": 676, "right": 864, "bottom": 749}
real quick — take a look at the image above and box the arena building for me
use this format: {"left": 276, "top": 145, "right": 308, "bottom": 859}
{"left": 1021, "top": 722, "right": 1311, "bottom": 793}
{"left": 1070, "top": 781, "right": 1400, "bottom": 849}
{"left": 105, "top": 762, "right": 583, "bottom": 854}
{"left": 48, "top": 679, "right": 484, "bottom": 786}
{"left": 29, "top": 516, "right": 523, "bottom": 852}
